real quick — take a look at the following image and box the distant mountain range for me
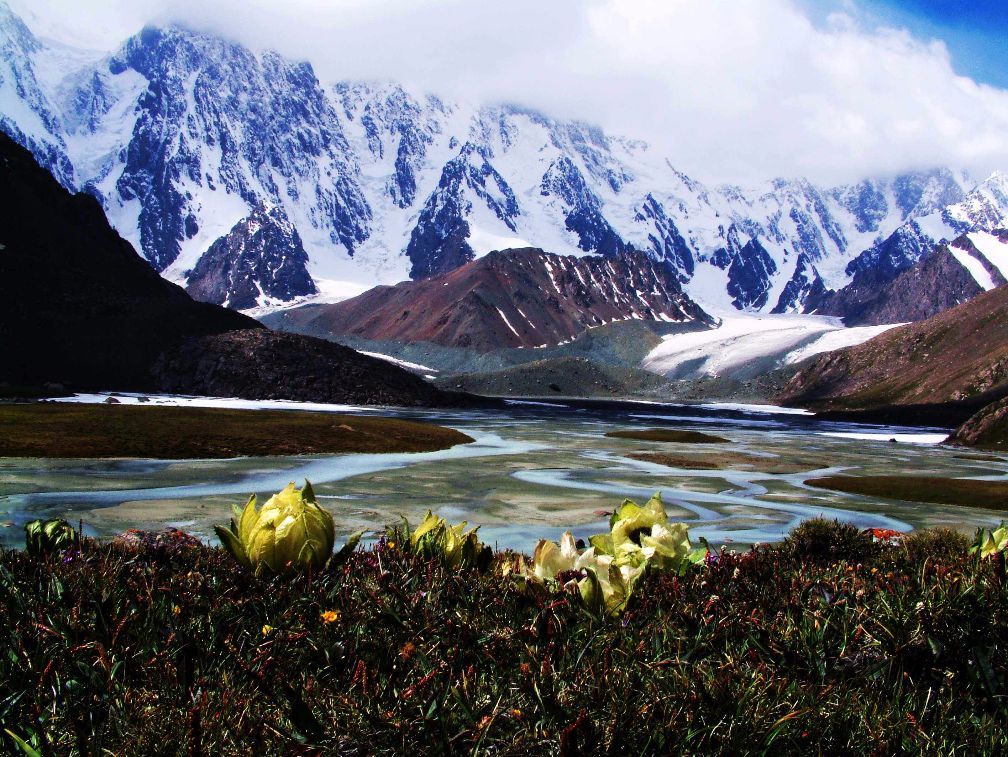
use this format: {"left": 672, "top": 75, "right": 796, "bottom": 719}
{"left": 2, "top": 1, "right": 1006, "bottom": 324}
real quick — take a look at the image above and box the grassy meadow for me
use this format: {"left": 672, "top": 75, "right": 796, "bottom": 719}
{"left": 2, "top": 520, "right": 1006, "bottom": 754}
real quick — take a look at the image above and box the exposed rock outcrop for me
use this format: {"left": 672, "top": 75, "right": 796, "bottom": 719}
{"left": 948, "top": 397, "right": 1008, "bottom": 450}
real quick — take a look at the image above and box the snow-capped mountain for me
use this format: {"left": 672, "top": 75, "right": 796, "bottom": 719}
{"left": 814, "top": 174, "right": 1008, "bottom": 321}
{"left": 1, "top": 3, "right": 1005, "bottom": 315}
{"left": 184, "top": 204, "right": 316, "bottom": 310}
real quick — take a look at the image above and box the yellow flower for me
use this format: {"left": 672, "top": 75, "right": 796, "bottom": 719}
{"left": 387, "top": 541, "right": 396, "bottom": 549}
{"left": 320, "top": 610, "right": 340, "bottom": 624}
{"left": 262, "top": 624, "right": 273, "bottom": 635}
{"left": 410, "top": 511, "right": 491, "bottom": 570}
{"left": 172, "top": 605, "right": 181, "bottom": 616}
{"left": 215, "top": 481, "right": 352, "bottom": 574}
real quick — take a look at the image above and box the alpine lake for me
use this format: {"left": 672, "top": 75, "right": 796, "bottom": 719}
{"left": 1, "top": 394, "right": 1005, "bottom": 553}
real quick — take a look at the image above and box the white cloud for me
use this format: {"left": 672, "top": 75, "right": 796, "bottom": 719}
{"left": 9, "top": 0, "right": 1008, "bottom": 184}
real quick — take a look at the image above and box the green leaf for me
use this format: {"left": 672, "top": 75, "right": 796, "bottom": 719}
{"left": 330, "top": 530, "right": 364, "bottom": 568}
{"left": 4, "top": 729, "right": 41, "bottom": 757}
{"left": 214, "top": 525, "right": 249, "bottom": 567}
{"left": 302, "top": 479, "right": 317, "bottom": 504}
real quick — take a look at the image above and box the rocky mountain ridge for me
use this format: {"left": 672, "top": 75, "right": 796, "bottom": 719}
{"left": 185, "top": 204, "right": 317, "bottom": 310}
{"left": 809, "top": 230, "right": 1008, "bottom": 325}
{"left": 268, "top": 247, "right": 713, "bottom": 351}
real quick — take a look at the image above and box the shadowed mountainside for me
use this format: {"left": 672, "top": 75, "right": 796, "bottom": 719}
{"left": 0, "top": 131, "right": 257, "bottom": 392}
{"left": 0, "top": 132, "right": 486, "bottom": 408}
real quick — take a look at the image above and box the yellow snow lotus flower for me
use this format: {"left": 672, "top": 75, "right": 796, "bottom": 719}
{"left": 610, "top": 493, "right": 669, "bottom": 550}
{"left": 578, "top": 558, "right": 645, "bottom": 616}
{"left": 520, "top": 532, "right": 642, "bottom": 615}
{"left": 516, "top": 493, "right": 699, "bottom": 615}
{"left": 410, "top": 510, "right": 492, "bottom": 570}
{"left": 971, "top": 522, "right": 1008, "bottom": 559}
{"left": 636, "top": 521, "right": 692, "bottom": 570}
{"left": 529, "top": 531, "right": 583, "bottom": 581}
{"left": 215, "top": 481, "right": 356, "bottom": 574}
{"left": 598, "top": 493, "right": 695, "bottom": 573}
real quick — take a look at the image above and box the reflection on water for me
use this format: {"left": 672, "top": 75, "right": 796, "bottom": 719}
{"left": 1, "top": 396, "right": 1006, "bottom": 553}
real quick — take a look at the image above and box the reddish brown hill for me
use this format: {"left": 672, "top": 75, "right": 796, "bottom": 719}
{"left": 778, "top": 283, "right": 1008, "bottom": 411}
{"left": 270, "top": 248, "right": 712, "bottom": 351}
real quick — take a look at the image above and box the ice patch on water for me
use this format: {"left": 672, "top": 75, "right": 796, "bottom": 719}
{"left": 818, "top": 431, "right": 948, "bottom": 445}
{"left": 52, "top": 393, "right": 370, "bottom": 414}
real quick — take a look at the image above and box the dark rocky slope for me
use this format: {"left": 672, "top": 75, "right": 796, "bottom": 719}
{"left": 270, "top": 247, "right": 712, "bottom": 351}
{"left": 0, "top": 131, "right": 256, "bottom": 392}
{"left": 435, "top": 356, "right": 678, "bottom": 399}
{"left": 153, "top": 330, "right": 473, "bottom": 407}
{"left": 0, "top": 132, "right": 483, "bottom": 407}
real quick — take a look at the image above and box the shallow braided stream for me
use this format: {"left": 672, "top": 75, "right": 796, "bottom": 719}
{"left": 1, "top": 394, "right": 1005, "bottom": 552}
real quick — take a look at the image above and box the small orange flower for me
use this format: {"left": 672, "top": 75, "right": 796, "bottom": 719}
{"left": 387, "top": 541, "right": 396, "bottom": 549}
{"left": 172, "top": 605, "right": 181, "bottom": 616}
{"left": 320, "top": 610, "right": 340, "bottom": 623}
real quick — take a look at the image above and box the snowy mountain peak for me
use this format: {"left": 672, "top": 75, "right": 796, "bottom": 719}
{"left": 185, "top": 202, "right": 316, "bottom": 310}
{"left": 0, "top": 4, "right": 1002, "bottom": 318}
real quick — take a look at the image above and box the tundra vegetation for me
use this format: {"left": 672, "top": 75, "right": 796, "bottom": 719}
{"left": 2, "top": 494, "right": 1007, "bottom": 755}
{"left": 0, "top": 404, "right": 472, "bottom": 458}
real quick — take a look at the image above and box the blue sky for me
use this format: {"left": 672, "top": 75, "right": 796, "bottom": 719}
{"left": 809, "top": 0, "right": 1008, "bottom": 87}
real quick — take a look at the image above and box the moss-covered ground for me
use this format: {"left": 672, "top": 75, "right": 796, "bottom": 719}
{"left": 806, "top": 474, "right": 1008, "bottom": 511}
{"left": 606, "top": 428, "right": 729, "bottom": 444}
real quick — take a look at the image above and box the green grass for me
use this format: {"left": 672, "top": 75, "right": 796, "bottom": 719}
{"left": 1, "top": 521, "right": 1006, "bottom": 754}
{"left": 806, "top": 474, "right": 1008, "bottom": 511}
{"left": 0, "top": 403, "right": 473, "bottom": 458}
{"left": 606, "top": 428, "right": 729, "bottom": 444}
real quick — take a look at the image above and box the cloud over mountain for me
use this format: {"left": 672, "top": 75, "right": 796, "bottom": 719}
{"left": 11, "top": 0, "right": 1008, "bottom": 184}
